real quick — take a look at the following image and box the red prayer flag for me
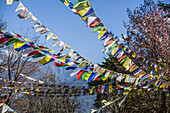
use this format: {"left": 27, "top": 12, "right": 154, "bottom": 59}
{"left": 27, "top": 50, "right": 41, "bottom": 57}
{"left": 0, "top": 37, "right": 9, "bottom": 44}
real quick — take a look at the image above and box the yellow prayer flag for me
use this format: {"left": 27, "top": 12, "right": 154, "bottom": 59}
{"left": 123, "top": 46, "right": 127, "bottom": 51}
{"left": 125, "top": 74, "right": 129, "bottom": 82}
{"left": 155, "top": 87, "right": 158, "bottom": 91}
{"left": 109, "top": 85, "right": 112, "bottom": 93}
{"left": 85, "top": 72, "right": 92, "bottom": 81}
{"left": 48, "top": 49, "right": 54, "bottom": 52}
{"left": 123, "top": 90, "right": 129, "bottom": 95}
{"left": 75, "top": 1, "right": 91, "bottom": 17}
{"left": 78, "top": 60, "right": 88, "bottom": 67}
{"left": 111, "top": 45, "right": 119, "bottom": 56}
{"left": 132, "top": 53, "right": 136, "bottom": 58}
{"left": 25, "top": 12, "right": 33, "bottom": 21}
{"left": 6, "top": 0, "right": 13, "bottom": 5}
{"left": 89, "top": 86, "right": 95, "bottom": 94}
{"left": 0, "top": 30, "right": 5, "bottom": 34}
{"left": 123, "top": 57, "right": 130, "bottom": 69}
{"left": 31, "top": 16, "right": 37, "bottom": 22}
{"left": 24, "top": 38, "right": 32, "bottom": 42}
{"left": 38, "top": 56, "right": 51, "bottom": 64}
{"left": 14, "top": 41, "right": 25, "bottom": 48}
{"left": 160, "top": 82, "right": 165, "bottom": 88}
{"left": 139, "top": 72, "right": 146, "bottom": 78}
{"left": 63, "top": 0, "right": 70, "bottom": 6}
{"left": 82, "top": 16, "right": 87, "bottom": 21}
{"left": 59, "top": 57, "right": 66, "bottom": 63}
{"left": 135, "top": 78, "right": 140, "bottom": 84}
{"left": 98, "top": 27, "right": 107, "bottom": 40}
{"left": 68, "top": 89, "right": 72, "bottom": 94}
{"left": 102, "top": 76, "right": 109, "bottom": 81}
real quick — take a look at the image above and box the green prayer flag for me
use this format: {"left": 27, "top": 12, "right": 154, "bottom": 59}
{"left": 73, "top": 0, "right": 87, "bottom": 8}
{"left": 93, "top": 23, "right": 104, "bottom": 33}
{"left": 99, "top": 75, "right": 105, "bottom": 81}
{"left": 33, "top": 47, "right": 39, "bottom": 49}
{"left": 81, "top": 71, "right": 88, "bottom": 80}
{"left": 120, "top": 56, "right": 128, "bottom": 64}
{"left": 5, "top": 39, "right": 19, "bottom": 46}
{"left": 32, "top": 53, "right": 45, "bottom": 58}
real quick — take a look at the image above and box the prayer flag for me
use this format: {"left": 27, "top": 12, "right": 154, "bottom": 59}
{"left": 84, "top": 7, "right": 94, "bottom": 17}
{"left": 73, "top": 0, "right": 91, "bottom": 17}
{"left": 85, "top": 12, "right": 98, "bottom": 27}
{"left": 24, "top": 12, "right": 33, "bottom": 21}
{"left": 98, "top": 27, "right": 107, "bottom": 40}
{"left": 27, "top": 50, "right": 41, "bottom": 57}
{"left": 93, "top": 23, "right": 104, "bottom": 33}
{"left": 84, "top": 72, "right": 92, "bottom": 81}
{"left": 38, "top": 56, "right": 54, "bottom": 65}
{"left": 76, "top": 70, "right": 84, "bottom": 79}
{"left": 0, "top": 37, "right": 10, "bottom": 44}
{"left": 46, "top": 32, "right": 53, "bottom": 41}
{"left": 40, "top": 28, "right": 49, "bottom": 35}
{"left": 32, "top": 21, "right": 42, "bottom": 29}
{"left": 88, "top": 73, "right": 96, "bottom": 81}
{"left": 15, "top": 2, "right": 24, "bottom": 12}
{"left": 6, "top": 0, "right": 13, "bottom": 5}
{"left": 17, "top": 8, "right": 29, "bottom": 19}
{"left": 70, "top": 68, "right": 81, "bottom": 76}
{"left": 123, "top": 57, "right": 131, "bottom": 69}
{"left": 15, "top": 44, "right": 30, "bottom": 51}
{"left": 60, "top": 0, "right": 70, "bottom": 6}
{"left": 35, "top": 25, "right": 46, "bottom": 32}
{"left": 32, "top": 53, "right": 45, "bottom": 58}
{"left": 88, "top": 18, "right": 101, "bottom": 28}
{"left": 13, "top": 41, "right": 25, "bottom": 48}
{"left": 4, "top": 38, "right": 19, "bottom": 46}
{"left": 81, "top": 71, "right": 88, "bottom": 80}
{"left": 111, "top": 45, "right": 119, "bottom": 56}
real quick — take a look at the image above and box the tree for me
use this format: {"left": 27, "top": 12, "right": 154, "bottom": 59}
{"left": 91, "top": 0, "right": 169, "bottom": 112}
{"left": 121, "top": 0, "right": 169, "bottom": 112}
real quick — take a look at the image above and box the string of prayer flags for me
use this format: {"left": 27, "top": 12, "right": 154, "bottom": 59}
{"left": 13, "top": 1, "right": 86, "bottom": 61}
{"left": 2, "top": 84, "right": 167, "bottom": 96}
{"left": 0, "top": 66, "right": 45, "bottom": 84}
{"left": 118, "top": 44, "right": 165, "bottom": 71}
{"left": 59, "top": 0, "right": 165, "bottom": 77}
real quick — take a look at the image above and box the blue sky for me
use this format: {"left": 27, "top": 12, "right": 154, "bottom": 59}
{"left": 0, "top": 0, "right": 169, "bottom": 64}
